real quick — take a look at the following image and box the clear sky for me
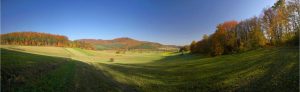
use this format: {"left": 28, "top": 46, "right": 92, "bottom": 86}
{"left": 1, "top": 0, "right": 276, "bottom": 45}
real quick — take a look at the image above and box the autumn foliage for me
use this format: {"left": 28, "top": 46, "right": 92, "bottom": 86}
{"left": 190, "top": 0, "right": 299, "bottom": 56}
{"left": 0, "top": 32, "right": 94, "bottom": 50}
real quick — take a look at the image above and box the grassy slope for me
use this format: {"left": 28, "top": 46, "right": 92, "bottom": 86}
{"left": 100, "top": 47, "right": 299, "bottom": 92}
{"left": 1, "top": 48, "right": 127, "bottom": 92}
{"left": 1, "top": 45, "right": 299, "bottom": 92}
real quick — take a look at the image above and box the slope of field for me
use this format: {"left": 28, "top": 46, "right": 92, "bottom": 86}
{"left": 1, "top": 45, "right": 299, "bottom": 92}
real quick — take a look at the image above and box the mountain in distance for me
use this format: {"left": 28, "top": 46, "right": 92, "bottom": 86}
{"left": 77, "top": 37, "right": 179, "bottom": 50}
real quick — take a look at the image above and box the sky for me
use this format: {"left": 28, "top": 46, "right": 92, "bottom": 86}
{"left": 1, "top": 0, "right": 276, "bottom": 45}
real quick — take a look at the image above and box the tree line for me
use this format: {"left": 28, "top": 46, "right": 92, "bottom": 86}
{"left": 0, "top": 32, "right": 95, "bottom": 50}
{"left": 188, "top": 0, "right": 299, "bottom": 56}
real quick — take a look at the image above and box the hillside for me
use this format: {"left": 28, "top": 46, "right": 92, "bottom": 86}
{"left": 0, "top": 32, "right": 178, "bottom": 51}
{"left": 77, "top": 37, "right": 179, "bottom": 50}
{"left": 1, "top": 45, "right": 298, "bottom": 92}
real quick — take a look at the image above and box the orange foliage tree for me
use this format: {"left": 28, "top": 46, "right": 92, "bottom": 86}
{"left": 189, "top": 0, "right": 299, "bottom": 56}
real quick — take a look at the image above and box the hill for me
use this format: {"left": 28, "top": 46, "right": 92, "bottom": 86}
{"left": 77, "top": 37, "right": 179, "bottom": 50}
{"left": 0, "top": 32, "right": 178, "bottom": 51}
{"left": 1, "top": 45, "right": 298, "bottom": 91}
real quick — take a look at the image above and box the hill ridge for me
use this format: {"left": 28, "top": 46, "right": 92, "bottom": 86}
{"left": 76, "top": 37, "right": 178, "bottom": 50}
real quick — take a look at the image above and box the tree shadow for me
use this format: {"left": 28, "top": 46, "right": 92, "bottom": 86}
{"left": 2, "top": 48, "right": 298, "bottom": 92}
{"left": 100, "top": 48, "right": 299, "bottom": 91}
{"left": 1, "top": 48, "right": 137, "bottom": 92}
{"left": 233, "top": 48, "right": 299, "bottom": 92}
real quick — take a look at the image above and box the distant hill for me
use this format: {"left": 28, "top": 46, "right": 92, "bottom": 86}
{"left": 0, "top": 32, "right": 178, "bottom": 51}
{"left": 77, "top": 37, "right": 179, "bottom": 50}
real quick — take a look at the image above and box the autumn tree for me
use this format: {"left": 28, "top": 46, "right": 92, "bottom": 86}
{"left": 190, "top": 41, "right": 197, "bottom": 53}
{"left": 209, "top": 21, "right": 238, "bottom": 55}
{"left": 196, "top": 34, "right": 210, "bottom": 54}
{"left": 249, "top": 17, "right": 266, "bottom": 48}
{"left": 1, "top": 32, "right": 95, "bottom": 50}
{"left": 179, "top": 45, "right": 189, "bottom": 55}
{"left": 286, "top": 0, "right": 300, "bottom": 45}
{"left": 189, "top": 0, "right": 299, "bottom": 57}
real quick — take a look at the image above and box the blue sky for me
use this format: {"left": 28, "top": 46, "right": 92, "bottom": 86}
{"left": 1, "top": 0, "right": 276, "bottom": 45}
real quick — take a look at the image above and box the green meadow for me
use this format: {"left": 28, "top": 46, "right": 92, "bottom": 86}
{"left": 1, "top": 45, "right": 299, "bottom": 92}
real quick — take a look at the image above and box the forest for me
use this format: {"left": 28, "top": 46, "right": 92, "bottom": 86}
{"left": 0, "top": 32, "right": 95, "bottom": 50}
{"left": 187, "top": 0, "right": 299, "bottom": 56}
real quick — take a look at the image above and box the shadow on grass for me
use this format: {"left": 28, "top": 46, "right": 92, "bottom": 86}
{"left": 233, "top": 48, "right": 299, "bottom": 92}
{"left": 1, "top": 48, "right": 136, "bottom": 92}
{"left": 99, "top": 48, "right": 299, "bottom": 92}
{"left": 2, "top": 47, "right": 299, "bottom": 92}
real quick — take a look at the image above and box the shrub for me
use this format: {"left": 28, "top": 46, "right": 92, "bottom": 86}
{"left": 109, "top": 58, "right": 114, "bottom": 62}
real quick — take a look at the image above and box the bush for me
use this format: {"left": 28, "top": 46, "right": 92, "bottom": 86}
{"left": 109, "top": 58, "right": 114, "bottom": 62}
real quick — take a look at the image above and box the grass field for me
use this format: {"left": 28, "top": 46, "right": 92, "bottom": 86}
{"left": 1, "top": 45, "right": 299, "bottom": 92}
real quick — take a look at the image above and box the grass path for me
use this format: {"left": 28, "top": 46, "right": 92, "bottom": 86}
{"left": 64, "top": 48, "right": 96, "bottom": 63}
{"left": 64, "top": 48, "right": 87, "bottom": 57}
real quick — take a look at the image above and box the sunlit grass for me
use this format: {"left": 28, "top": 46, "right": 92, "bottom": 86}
{"left": 1, "top": 45, "right": 298, "bottom": 92}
